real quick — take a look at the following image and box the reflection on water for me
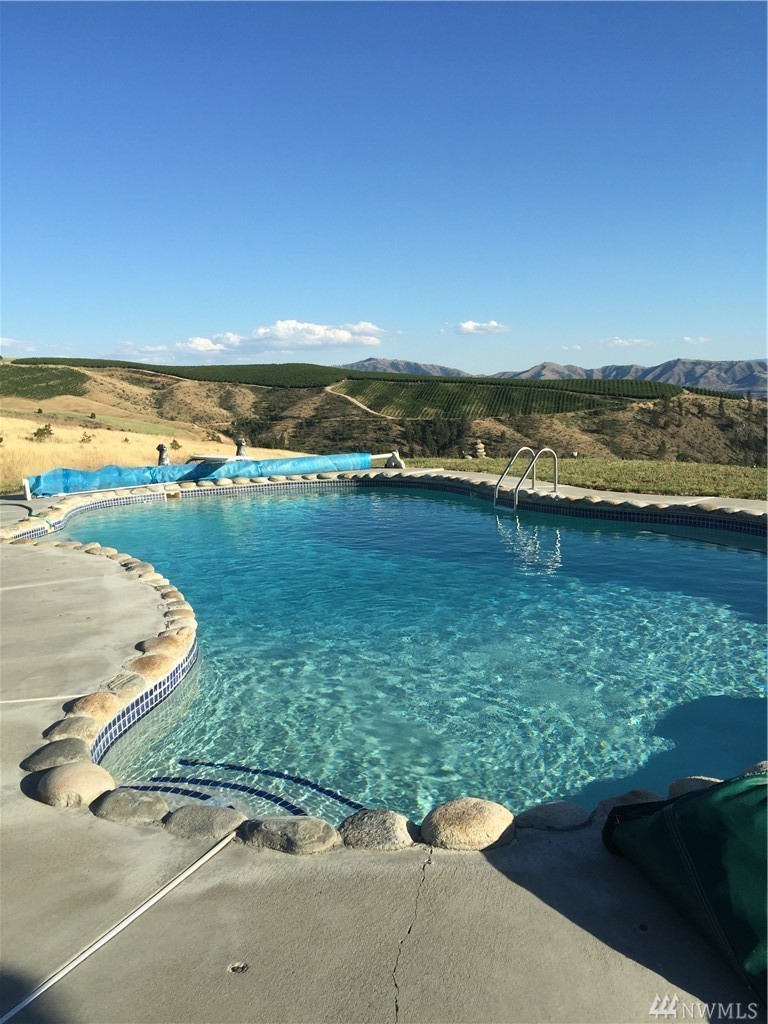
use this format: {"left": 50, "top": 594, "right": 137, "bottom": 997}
{"left": 495, "top": 514, "right": 562, "bottom": 575}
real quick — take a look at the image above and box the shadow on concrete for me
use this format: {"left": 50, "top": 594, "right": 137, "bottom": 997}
{"left": 18, "top": 770, "right": 47, "bottom": 801}
{"left": 482, "top": 831, "right": 764, "bottom": 1021}
{"left": 481, "top": 696, "right": 767, "bottom": 1019}
{"left": 0, "top": 969, "right": 70, "bottom": 1022}
{"left": 571, "top": 695, "right": 766, "bottom": 811}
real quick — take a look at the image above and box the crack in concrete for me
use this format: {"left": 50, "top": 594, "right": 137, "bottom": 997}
{"left": 392, "top": 847, "right": 433, "bottom": 1023}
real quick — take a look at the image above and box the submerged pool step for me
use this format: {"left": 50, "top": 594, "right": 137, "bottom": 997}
{"left": 130, "top": 783, "right": 232, "bottom": 807}
{"left": 179, "top": 758, "right": 365, "bottom": 813}
{"left": 150, "top": 775, "right": 307, "bottom": 815}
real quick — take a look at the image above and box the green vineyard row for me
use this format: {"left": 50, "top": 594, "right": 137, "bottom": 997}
{"left": 335, "top": 379, "right": 612, "bottom": 417}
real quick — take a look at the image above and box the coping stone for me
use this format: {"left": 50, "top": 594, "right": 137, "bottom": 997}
{"left": 164, "top": 805, "right": 246, "bottom": 842}
{"left": 20, "top": 738, "right": 92, "bottom": 772}
{"left": 590, "top": 789, "right": 665, "bottom": 821}
{"left": 130, "top": 653, "right": 178, "bottom": 683}
{"left": 45, "top": 716, "right": 102, "bottom": 745}
{"left": 668, "top": 776, "right": 721, "bottom": 798}
{"left": 36, "top": 761, "right": 116, "bottom": 808}
{"left": 70, "top": 691, "right": 124, "bottom": 723}
{"left": 240, "top": 816, "right": 341, "bottom": 855}
{"left": 339, "top": 808, "right": 421, "bottom": 850}
{"left": 105, "top": 672, "right": 149, "bottom": 701}
{"left": 421, "top": 797, "right": 515, "bottom": 850}
{"left": 92, "top": 787, "right": 170, "bottom": 824}
{"left": 515, "top": 800, "right": 590, "bottom": 831}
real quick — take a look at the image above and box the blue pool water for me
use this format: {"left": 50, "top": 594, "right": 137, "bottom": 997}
{"left": 59, "top": 488, "right": 766, "bottom": 822}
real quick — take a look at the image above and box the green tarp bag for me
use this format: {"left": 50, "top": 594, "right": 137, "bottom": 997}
{"left": 603, "top": 772, "right": 767, "bottom": 1002}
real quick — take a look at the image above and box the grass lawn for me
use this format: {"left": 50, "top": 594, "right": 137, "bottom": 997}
{"left": 409, "top": 457, "right": 768, "bottom": 501}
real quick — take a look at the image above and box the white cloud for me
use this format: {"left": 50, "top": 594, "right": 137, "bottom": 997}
{"left": 561, "top": 344, "right": 582, "bottom": 351}
{"left": 600, "top": 336, "right": 654, "bottom": 348}
{"left": 455, "top": 320, "right": 510, "bottom": 335}
{"left": 683, "top": 336, "right": 710, "bottom": 345}
{"left": 213, "top": 332, "right": 245, "bottom": 346}
{"left": 0, "top": 336, "right": 36, "bottom": 353}
{"left": 250, "top": 319, "right": 385, "bottom": 350}
{"left": 176, "top": 336, "right": 227, "bottom": 353}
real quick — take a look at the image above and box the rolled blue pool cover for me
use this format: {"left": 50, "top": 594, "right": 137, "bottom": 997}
{"left": 26, "top": 453, "right": 374, "bottom": 497}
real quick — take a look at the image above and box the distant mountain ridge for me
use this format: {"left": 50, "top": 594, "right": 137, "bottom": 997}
{"left": 340, "top": 357, "right": 471, "bottom": 377}
{"left": 342, "top": 357, "right": 767, "bottom": 395}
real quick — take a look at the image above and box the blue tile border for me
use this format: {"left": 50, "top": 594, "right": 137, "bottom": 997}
{"left": 91, "top": 642, "right": 199, "bottom": 763}
{"left": 179, "top": 476, "right": 766, "bottom": 537}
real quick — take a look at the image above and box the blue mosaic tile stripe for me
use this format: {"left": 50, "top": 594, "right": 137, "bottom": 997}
{"left": 92, "top": 642, "right": 199, "bottom": 763}
{"left": 11, "top": 492, "right": 166, "bottom": 541}
{"left": 151, "top": 774, "right": 307, "bottom": 815}
{"left": 171, "top": 476, "right": 766, "bottom": 537}
{"left": 176, "top": 478, "right": 357, "bottom": 499}
{"left": 353, "top": 477, "right": 768, "bottom": 537}
{"left": 180, "top": 758, "right": 365, "bottom": 811}
{"left": 52, "top": 492, "right": 166, "bottom": 526}
{"left": 14, "top": 525, "right": 51, "bottom": 540}
{"left": 130, "top": 783, "right": 215, "bottom": 802}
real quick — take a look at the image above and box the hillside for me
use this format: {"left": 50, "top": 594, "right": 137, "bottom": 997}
{"left": 1, "top": 362, "right": 765, "bottom": 477}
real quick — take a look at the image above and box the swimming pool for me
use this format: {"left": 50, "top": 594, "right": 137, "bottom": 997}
{"left": 59, "top": 486, "right": 766, "bottom": 823}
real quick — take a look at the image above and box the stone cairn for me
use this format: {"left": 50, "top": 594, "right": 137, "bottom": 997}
{"left": 470, "top": 439, "right": 486, "bottom": 459}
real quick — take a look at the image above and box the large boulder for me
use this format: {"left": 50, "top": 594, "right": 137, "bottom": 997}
{"left": 240, "top": 816, "right": 341, "bottom": 855}
{"left": 21, "top": 738, "right": 92, "bottom": 772}
{"left": 164, "top": 805, "right": 245, "bottom": 842}
{"left": 37, "top": 762, "right": 115, "bottom": 808}
{"left": 339, "top": 808, "right": 421, "bottom": 850}
{"left": 92, "top": 787, "right": 169, "bottom": 824}
{"left": 421, "top": 798, "right": 515, "bottom": 850}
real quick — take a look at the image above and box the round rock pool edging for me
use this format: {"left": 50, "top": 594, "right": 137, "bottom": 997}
{"left": 4, "top": 472, "right": 766, "bottom": 854}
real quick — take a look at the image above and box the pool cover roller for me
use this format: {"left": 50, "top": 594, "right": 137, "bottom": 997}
{"left": 26, "top": 453, "right": 374, "bottom": 497}
{"left": 603, "top": 772, "right": 767, "bottom": 1002}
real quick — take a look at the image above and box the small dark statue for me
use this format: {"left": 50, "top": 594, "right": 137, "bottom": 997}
{"left": 156, "top": 443, "right": 171, "bottom": 466}
{"left": 235, "top": 438, "right": 247, "bottom": 456}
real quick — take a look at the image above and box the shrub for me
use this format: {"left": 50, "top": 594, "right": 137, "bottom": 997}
{"left": 31, "top": 423, "right": 53, "bottom": 442}
{"left": 170, "top": 439, "right": 182, "bottom": 450}
{"left": 80, "top": 432, "right": 94, "bottom": 444}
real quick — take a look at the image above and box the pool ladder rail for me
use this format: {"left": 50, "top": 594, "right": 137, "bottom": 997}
{"left": 493, "top": 446, "right": 559, "bottom": 510}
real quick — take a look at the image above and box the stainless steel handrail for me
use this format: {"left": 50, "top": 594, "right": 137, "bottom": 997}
{"left": 494, "top": 446, "right": 559, "bottom": 510}
{"left": 492, "top": 447, "right": 536, "bottom": 507}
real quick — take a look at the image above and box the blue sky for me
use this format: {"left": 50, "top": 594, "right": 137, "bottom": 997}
{"left": 2, "top": 1, "right": 765, "bottom": 374}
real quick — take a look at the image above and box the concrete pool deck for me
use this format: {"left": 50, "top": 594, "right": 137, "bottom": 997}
{"left": 0, "top": 482, "right": 764, "bottom": 1024}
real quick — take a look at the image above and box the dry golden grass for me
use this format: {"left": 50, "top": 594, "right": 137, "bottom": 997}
{"left": 0, "top": 414, "right": 302, "bottom": 493}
